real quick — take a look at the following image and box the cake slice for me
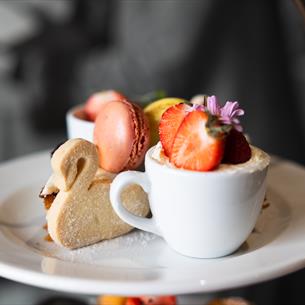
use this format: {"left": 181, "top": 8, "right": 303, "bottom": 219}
{"left": 40, "top": 138, "right": 150, "bottom": 249}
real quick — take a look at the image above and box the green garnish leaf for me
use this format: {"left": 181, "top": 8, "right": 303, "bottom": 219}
{"left": 139, "top": 90, "right": 167, "bottom": 106}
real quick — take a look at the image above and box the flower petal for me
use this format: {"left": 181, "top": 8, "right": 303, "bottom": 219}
{"left": 233, "top": 109, "right": 245, "bottom": 116}
{"left": 206, "top": 95, "right": 221, "bottom": 116}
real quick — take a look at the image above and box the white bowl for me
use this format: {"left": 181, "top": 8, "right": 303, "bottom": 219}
{"left": 66, "top": 105, "right": 94, "bottom": 142}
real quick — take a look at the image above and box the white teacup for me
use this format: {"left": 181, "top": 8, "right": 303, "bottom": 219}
{"left": 66, "top": 105, "right": 94, "bottom": 142}
{"left": 110, "top": 146, "right": 270, "bottom": 258}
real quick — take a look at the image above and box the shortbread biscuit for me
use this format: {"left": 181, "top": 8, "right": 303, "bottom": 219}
{"left": 42, "top": 138, "right": 149, "bottom": 249}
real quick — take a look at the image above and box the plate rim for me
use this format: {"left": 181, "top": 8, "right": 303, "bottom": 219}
{"left": 0, "top": 254, "right": 304, "bottom": 296}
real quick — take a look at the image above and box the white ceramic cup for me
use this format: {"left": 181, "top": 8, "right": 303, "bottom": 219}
{"left": 66, "top": 105, "right": 94, "bottom": 142}
{"left": 110, "top": 146, "right": 270, "bottom": 258}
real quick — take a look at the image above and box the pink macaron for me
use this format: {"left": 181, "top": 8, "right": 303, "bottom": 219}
{"left": 84, "top": 90, "right": 126, "bottom": 121}
{"left": 94, "top": 100, "right": 150, "bottom": 173}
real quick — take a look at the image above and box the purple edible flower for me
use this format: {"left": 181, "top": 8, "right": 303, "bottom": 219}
{"left": 220, "top": 101, "right": 244, "bottom": 132}
{"left": 190, "top": 94, "right": 245, "bottom": 131}
{"left": 191, "top": 95, "right": 221, "bottom": 114}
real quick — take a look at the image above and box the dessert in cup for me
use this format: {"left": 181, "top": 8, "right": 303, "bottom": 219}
{"left": 110, "top": 95, "right": 270, "bottom": 258}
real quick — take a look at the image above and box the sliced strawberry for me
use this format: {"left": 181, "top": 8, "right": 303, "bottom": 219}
{"left": 126, "top": 297, "right": 143, "bottom": 305}
{"left": 140, "top": 296, "right": 177, "bottom": 305}
{"left": 170, "top": 110, "right": 224, "bottom": 171}
{"left": 84, "top": 90, "right": 126, "bottom": 121}
{"left": 222, "top": 129, "right": 251, "bottom": 164}
{"left": 159, "top": 103, "right": 191, "bottom": 157}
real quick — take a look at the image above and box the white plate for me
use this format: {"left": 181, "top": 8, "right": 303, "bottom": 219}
{"left": 0, "top": 152, "right": 304, "bottom": 296}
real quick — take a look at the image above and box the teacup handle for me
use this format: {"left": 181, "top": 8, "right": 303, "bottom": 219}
{"left": 110, "top": 171, "right": 161, "bottom": 236}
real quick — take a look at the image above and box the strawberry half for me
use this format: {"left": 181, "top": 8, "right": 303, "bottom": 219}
{"left": 222, "top": 129, "right": 251, "bottom": 164}
{"left": 84, "top": 90, "right": 126, "bottom": 121}
{"left": 159, "top": 103, "right": 191, "bottom": 157}
{"left": 170, "top": 110, "right": 225, "bottom": 171}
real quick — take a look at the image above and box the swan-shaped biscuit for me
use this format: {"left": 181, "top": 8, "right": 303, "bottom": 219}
{"left": 45, "top": 138, "right": 149, "bottom": 249}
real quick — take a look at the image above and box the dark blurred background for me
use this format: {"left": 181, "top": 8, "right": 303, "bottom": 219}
{"left": 0, "top": 0, "right": 305, "bottom": 304}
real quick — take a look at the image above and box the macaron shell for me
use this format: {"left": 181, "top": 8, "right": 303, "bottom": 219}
{"left": 125, "top": 102, "right": 150, "bottom": 170}
{"left": 84, "top": 90, "right": 126, "bottom": 121}
{"left": 94, "top": 101, "right": 135, "bottom": 172}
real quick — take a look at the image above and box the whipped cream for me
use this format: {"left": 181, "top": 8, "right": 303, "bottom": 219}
{"left": 151, "top": 142, "right": 270, "bottom": 173}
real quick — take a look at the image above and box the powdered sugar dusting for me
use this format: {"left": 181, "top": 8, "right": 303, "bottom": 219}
{"left": 32, "top": 230, "right": 158, "bottom": 266}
